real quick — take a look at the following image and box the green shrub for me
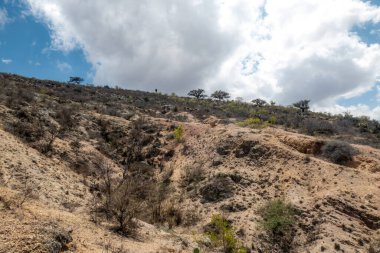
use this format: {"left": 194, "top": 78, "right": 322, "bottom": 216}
{"left": 237, "top": 117, "right": 269, "bottom": 129}
{"left": 206, "top": 213, "right": 246, "bottom": 253}
{"left": 268, "top": 115, "right": 277, "bottom": 124}
{"left": 193, "top": 248, "right": 200, "bottom": 253}
{"left": 259, "top": 199, "right": 295, "bottom": 235}
{"left": 173, "top": 125, "right": 184, "bottom": 142}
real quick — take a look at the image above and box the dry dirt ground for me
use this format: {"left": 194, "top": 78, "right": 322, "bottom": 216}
{"left": 0, "top": 112, "right": 380, "bottom": 253}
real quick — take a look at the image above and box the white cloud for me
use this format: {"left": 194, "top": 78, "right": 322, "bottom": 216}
{"left": 0, "top": 8, "right": 9, "bottom": 28}
{"left": 56, "top": 61, "right": 72, "bottom": 72}
{"left": 314, "top": 103, "right": 380, "bottom": 120}
{"left": 1, "top": 58, "right": 12, "bottom": 64}
{"left": 25, "top": 0, "right": 380, "bottom": 114}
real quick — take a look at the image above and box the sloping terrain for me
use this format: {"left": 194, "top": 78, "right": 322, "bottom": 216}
{"left": 0, "top": 74, "right": 379, "bottom": 253}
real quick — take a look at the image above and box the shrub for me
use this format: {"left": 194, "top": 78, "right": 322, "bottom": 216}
{"left": 55, "top": 106, "right": 76, "bottom": 130}
{"left": 268, "top": 115, "right": 277, "bottom": 124}
{"left": 173, "top": 125, "right": 184, "bottom": 142}
{"left": 321, "top": 141, "right": 358, "bottom": 165}
{"left": 180, "top": 166, "right": 205, "bottom": 189}
{"left": 110, "top": 179, "right": 143, "bottom": 236}
{"left": 205, "top": 213, "right": 246, "bottom": 253}
{"left": 237, "top": 117, "right": 269, "bottom": 129}
{"left": 303, "top": 118, "right": 335, "bottom": 135}
{"left": 259, "top": 199, "right": 295, "bottom": 235}
{"left": 200, "top": 174, "right": 233, "bottom": 202}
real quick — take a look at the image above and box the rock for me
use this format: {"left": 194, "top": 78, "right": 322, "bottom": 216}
{"left": 203, "top": 116, "right": 219, "bottom": 127}
{"left": 212, "top": 157, "right": 223, "bottom": 166}
{"left": 221, "top": 202, "right": 247, "bottom": 212}
{"left": 121, "top": 111, "right": 135, "bottom": 120}
{"left": 216, "top": 144, "right": 232, "bottom": 156}
{"left": 164, "top": 149, "right": 175, "bottom": 159}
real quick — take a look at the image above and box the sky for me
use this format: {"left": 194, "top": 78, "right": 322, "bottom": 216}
{"left": 0, "top": 0, "right": 380, "bottom": 119}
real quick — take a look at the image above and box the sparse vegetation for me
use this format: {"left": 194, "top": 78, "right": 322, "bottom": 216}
{"left": 259, "top": 199, "right": 295, "bottom": 235}
{"left": 259, "top": 199, "right": 295, "bottom": 252}
{"left": 321, "top": 140, "right": 358, "bottom": 165}
{"left": 237, "top": 117, "right": 269, "bottom": 129}
{"left": 110, "top": 179, "right": 142, "bottom": 236}
{"left": 205, "top": 213, "right": 246, "bottom": 253}
{"left": 173, "top": 125, "right": 184, "bottom": 142}
{"left": 303, "top": 118, "right": 335, "bottom": 135}
{"left": 0, "top": 73, "right": 378, "bottom": 252}
{"left": 200, "top": 174, "right": 233, "bottom": 202}
{"left": 180, "top": 165, "right": 205, "bottom": 189}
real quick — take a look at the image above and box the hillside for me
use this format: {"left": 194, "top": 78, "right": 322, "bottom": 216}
{"left": 0, "top": 73, "right": 380, "bottom": 253}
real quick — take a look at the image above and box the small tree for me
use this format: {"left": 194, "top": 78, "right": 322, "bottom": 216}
{"left": 293, "top": 100, "right": 310, "bottom": 113}
{"left": 68, "top": 76, "right": 84, "bottom": 85}
{"left": 211, "top": 90, "right": 230, "bottom": 101}
{"left": 251, "top": 98, "right": 268, "bottom": 107}
{"left": 188, "top": 89, "right": 207, "bottom": 99}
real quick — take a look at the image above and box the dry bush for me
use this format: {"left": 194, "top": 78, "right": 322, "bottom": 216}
{"left": 7, "top": 106, "right": 59, "bottom": 154}
{"left": 200, "top": 174, "right": 234, "bottom": 203}
{"left": 321, "top": 141, "right": 358, "bottom": 165}
{"left": 303, "top": 118, "right": 336, "bottom": 135}
{"left": 4, "top": 86, "right": 35, "bottom": 109}
{"left": 97, "top": 117, "right": 145, "bottom": 169}
{"left": 110, "top": 179, "right": 143, "bottom": 236}
{"left": 180, "top": 165, "right": 205, "bottom": 190}
{"left": 102, "top": 240, "right": 130, "bottom": 253}
{"left": 54, "top": 105, "right": 77, "bottom": 131}
{"left": 92, "top": 156, "right": 117, "bottom": 215}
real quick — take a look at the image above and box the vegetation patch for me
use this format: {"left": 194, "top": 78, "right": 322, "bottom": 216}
{"left": 237, "top": 117, "right": 270, "bottom": 129}
{"left": 259, "top": 199, "right": 295, "bottom": 235}
{"left": 173, "top": 125, "right": 184, "bottom": 142}
{"left": 259, "top": 199, "right": 296, "bottom": 252}
{"left": 321, "top": 141, "right": 358, "bottom": 165}
{"left": 204, "top": 213, "right": 246, "bottom": 253}
{"left": 199, "top": 174, "right": 234, "bottom": 203}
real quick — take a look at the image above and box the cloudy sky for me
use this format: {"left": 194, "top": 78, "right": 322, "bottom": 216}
{"left": 1, "top": 0, "right": 380, "bottom": 119}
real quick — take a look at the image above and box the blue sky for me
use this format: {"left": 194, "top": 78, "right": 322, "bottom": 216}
{"left": 0, "top": 1, "right": 91, "bottom": 83}
{"left": 0, "top": 0, "right": 380, "bottom": 119}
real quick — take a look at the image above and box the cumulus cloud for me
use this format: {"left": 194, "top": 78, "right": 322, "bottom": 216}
{"left": 314, "top": 103, "right": 380, "bottom": 120}
{"left": 0, "top": 8, "right": 9, "bottom": 28}
{"left": 57, "top": 61, "right": 72, "bottom": 72}
{"left": 24, "top": 0, "right": 380, "bottom": 111}
{"left": 1, "top": 58, "right": 12, "bottom": 64}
